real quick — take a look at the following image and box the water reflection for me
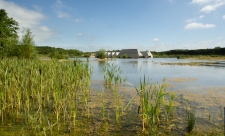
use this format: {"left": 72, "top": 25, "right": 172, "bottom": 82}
{"left": 90, "top": 58, "right": 225, "bottom": 88}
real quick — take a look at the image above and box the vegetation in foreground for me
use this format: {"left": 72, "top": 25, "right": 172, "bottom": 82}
{"left": 0, "top": 59, "right": 224, "bottom": 135}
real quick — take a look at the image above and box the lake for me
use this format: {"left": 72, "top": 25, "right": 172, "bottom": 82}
{"left": 85, "top": 58, "right": 225, "bottom": 133}
{"left": 88, "top": 58, "right": 225, "bottom": 87}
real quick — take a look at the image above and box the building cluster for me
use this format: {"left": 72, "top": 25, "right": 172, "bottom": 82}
{"left": 96, "top": 49, "right": 153, "bottom": 58}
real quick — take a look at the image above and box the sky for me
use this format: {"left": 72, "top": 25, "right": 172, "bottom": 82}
{"left": 1, "top": 0, "right": 225, "bottom": 52}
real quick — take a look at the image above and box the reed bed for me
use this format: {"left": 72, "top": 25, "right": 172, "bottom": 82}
{"left": 0, "top": 58, "right": 92, "bottom": 135}
{"left": 0, "top": 58, "right": 223, "bottom": 135}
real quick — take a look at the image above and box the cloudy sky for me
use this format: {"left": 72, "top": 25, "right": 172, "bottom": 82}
{"left": 1, "top": 0, "right": 225, "bottom": 52}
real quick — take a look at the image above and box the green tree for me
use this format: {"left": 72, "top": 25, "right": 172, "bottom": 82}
{"left": 96, "top": 49, "right": 106, "bottom": 59}
{"left": 18, "top": 28, "right": 36, "bottom": 59}
{"left": 0, "top": 9, "right": 19, "bottom": 57}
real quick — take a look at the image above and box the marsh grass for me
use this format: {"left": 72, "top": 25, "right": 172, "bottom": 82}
{"left": 101, "top": 92, "right": 105, "bottom": 121}
{"left": 102, "top": 62, "right": 124, "bottom": 85}
{"left": 0, "top": 58, "right": 221, "bottom": 135}
{"left": 113, "top": 87, "right": 120, "bottom": 125}
{"left": 186, "top": 100, "right": 196, "bottom": 133}
{"left": 187, "top": 111, "right": 196, "bottom": 133}
{"left": 0, "top": 58, "right": 92, "bottom": 135}
{"left": 134, "top": 76, "right": 177, "bottom": 135}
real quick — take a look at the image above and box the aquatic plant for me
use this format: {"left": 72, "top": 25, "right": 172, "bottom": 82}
{"left": 187, "top": 111, "right": 196, "bottom": 133}
{"left": 165, "top": 92, "right": 176, "bottom": 122}
{"left": 101, "top": 92, "right": 105, "bottom": 120}
{"left": 102, "top": 62, "right": 123, "bottom": 85}
{"left": 186, "top": 100, "right": 196, "bottom": 133}
{"left": 0, "top": 58, "right": 92, "bottom": 134}
{"left": 113, "top": 87, "right": 120, "bottom": 125}
{"left": 135, "top": 76, "right": 176, "bottom": 135}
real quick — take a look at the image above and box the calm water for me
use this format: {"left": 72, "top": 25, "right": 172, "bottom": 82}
{"left": 88, "top": 58, "right": 225, "bottom": 88}
{"left": 88, "top": 58, "right": 225, "bottom": 127}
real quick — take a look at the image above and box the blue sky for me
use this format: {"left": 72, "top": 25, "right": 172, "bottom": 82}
{"left": 1, "top": 0, "right": 225, "bottom": 52}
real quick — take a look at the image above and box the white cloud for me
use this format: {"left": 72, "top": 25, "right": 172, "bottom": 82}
{"left": 223, "top": 15, "right": 225, "bottom": 19}
{"left": 54, "top": 0, "right": 66, "bottom": 9}
{"left": 168, "top": 0, "right": 174, "bottom": 3}
{"left": 152, "top": 38, "right": 159, "bottom": 42}
{"left": 55, "top": 10, "right": 70, "bottom": 18}
{"left": 185, "top": 22, "right": 216, "bottom": 30}
{"left": 35, "top": 26, "right": 55, "bottom": 42}
{"left": 0, "top": 0, "right": 55, "bottom": 43}
{"left": 77, "top": 33, "right": 82, "bottom": 37}
{"left": 75, "top": 18, "right": 84, "bottom": 23}
{"left": 53, "top": 0, "right": 71, "bottom": 18}
{"left": 191, "top": 0, "right": 212, "bottom": 5}
{"left": 199, "top": 15, "right": 204, "bottom": 19}
{"left": 200, "top": 2, "right": 225, "bottom": 13}
{"left": 33, "top": 5, "right": 42, "bottom": 12}
{"left": 217, "top": 36, "right": 223, "bottom": 39}
{"left": 187, "top": 18, "right": 197, "bottom": 23}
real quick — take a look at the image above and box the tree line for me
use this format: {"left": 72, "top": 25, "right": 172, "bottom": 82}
{"left": 0, "top": 9, "right": 86, "bottom": 59}
{"left": 152, "top": 47, "right": 225, "bottom": 58}
{"left": 36, "top": 46, "right": 84, "bottom": 59}
{"left": 0, "top": 9, "right": 35, "bottom": 59}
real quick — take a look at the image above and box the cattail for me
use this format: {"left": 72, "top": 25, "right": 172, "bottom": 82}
{"left": 39, "top": 68, "right": 42, "bottom": 75}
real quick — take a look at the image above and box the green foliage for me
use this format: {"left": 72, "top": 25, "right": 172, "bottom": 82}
{"left": 187, "top": 112, "right": 196, "bottom": 133}
{"left": 134, "top": 77, "right": 177, "bottom": 135}
{"left": 186, "top": 101, "right": 196, "bottom": 133}
{"left": 17, "top": 28, "right": 36, "bottom": 59}
{"left": 36, "top": 46, "right": 83, "bottom": 59}
{"left": 153, "top": 47, "right": 225, "bottom": 58}
{"left": 97, "top": 49, "right": 106, "bottom": 59}
{"left": 83, "top": 53, "right": 91, "bottom": 57}
{"left": 0, "top": 9, "right": 19, "bottom": 57}
{"left": 0, "top": 58, "right": 92, "bottom": 135}
{"left": 49, "top": 50, "right": 69, "bottom": 59}
{"left": 121, "top": 54, "right": 128, "bottom": 58}
{"left": 102, "top": 63, "right": 124, "bottom": 85}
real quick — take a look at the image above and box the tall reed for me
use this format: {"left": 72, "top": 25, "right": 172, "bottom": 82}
{"left": 102, "top": 62, "right": 123, "bottom": 85}
{"left": 0, "top": 58, "right": 92, "bottom": 134}
{"left": 135, "top": 76, "right": 175, "bottom": 135}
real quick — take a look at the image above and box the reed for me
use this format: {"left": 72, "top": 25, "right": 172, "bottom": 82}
{"left": 165, "top": 92, "right": 176, "bottom": 122}
{"left": 135, "top": 76, "right": 175, "bottom": 135}
{"left": 0, "top": 58, "right": 92, "bottom": 135}
{"left": 187, "top": 111, "right": 196, "bottom": 133}
{"left": 101, "top": 92, "right": 105, "bottom": 120}
{"left": 0, "top": 58, "right": 211, "bottom": 135}
{"left": 102, "top": 62, "right": 123, "bottom": 85}
{"left": 186, "top": 100, "right": 196, "bottom": 133}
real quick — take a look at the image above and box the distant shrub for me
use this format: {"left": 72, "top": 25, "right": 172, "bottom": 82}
{"left": 97, "top": 49, "right": 106, "bottom": 59}
{"left": 121, "top": 54, "right": 128, "bottom": 58}
{"left": 83, "top": 53, "right": 90, "bottom": 57}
